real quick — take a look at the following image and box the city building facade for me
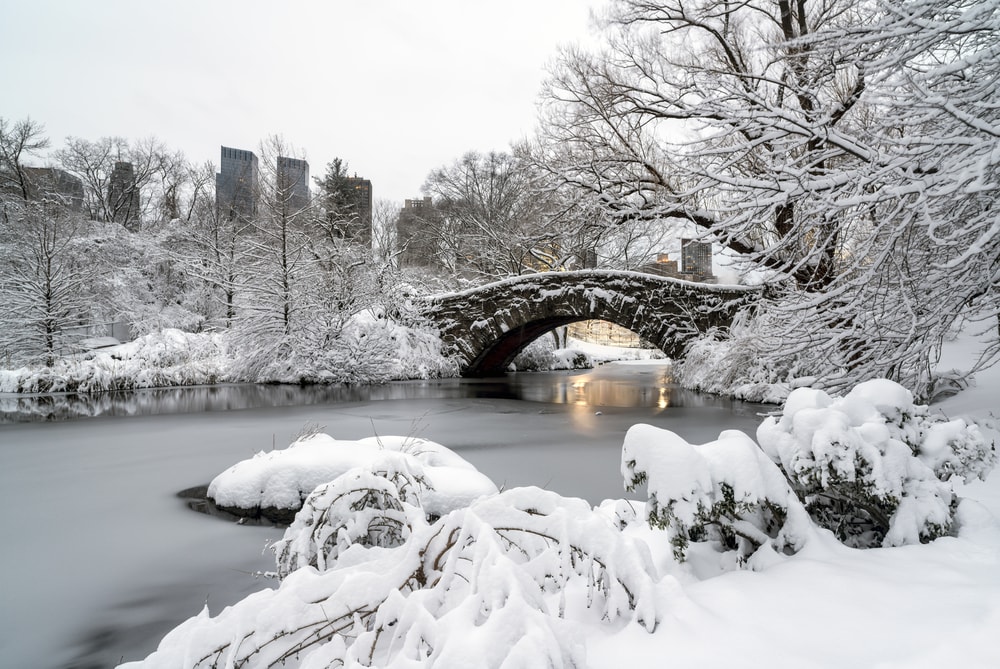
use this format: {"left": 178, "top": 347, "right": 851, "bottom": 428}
{"left": 276, "top": 156, "right": 310, "bottom": 212}
{"left": 343, "top": 176, "right": 372, "bottom": 242}
{"left": 108, "top": 161, "right": 141, "bottom": 228}
{"left": 396, "top": 196, "right": 439, "bottom": 267}
{"left": 11, "top": 167, "right": 86, "bottom": 211}
{"left": 638, "top": 240, "right": 715, "bottom": 283}
{"left": 216, "top": 146, "right": 259, "bottom": 221}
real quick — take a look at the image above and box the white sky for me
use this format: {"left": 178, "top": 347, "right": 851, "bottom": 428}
{"left": 0, "top": 0, "right": 606, "bottom": 203}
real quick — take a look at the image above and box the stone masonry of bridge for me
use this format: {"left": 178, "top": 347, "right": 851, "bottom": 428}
{"left": 420, "top": 269, "right": 764, "bottom": 377}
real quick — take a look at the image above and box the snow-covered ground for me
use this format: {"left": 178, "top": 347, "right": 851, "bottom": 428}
{"left": 117, "top": 334, "right": 999, "bottom": 668}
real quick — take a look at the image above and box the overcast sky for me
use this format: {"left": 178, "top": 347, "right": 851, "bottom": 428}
{"left": 1, "top": 0, "right": 606, "bottom": 203}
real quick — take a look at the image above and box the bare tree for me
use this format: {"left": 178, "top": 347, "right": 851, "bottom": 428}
{"left": 182, "top": 160, "right": 215, "bottom": 223}
{"left": 371, "top": 198, "right": 400, "bottom": 265}
{"left": 151, "top": 149, "right": 189, "bottom": 222}
{"left": 420, "top": 151, "right": 562, "bottom": 282}
{"left": 55, "top": 135, "right": 165, "bottom": 227}
{"left": 0, "top": 117, "right": 50, "bottom": 202}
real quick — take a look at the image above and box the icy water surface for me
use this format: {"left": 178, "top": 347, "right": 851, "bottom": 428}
{"left": 0, "top": 364, "right": 769, "bottom": 668}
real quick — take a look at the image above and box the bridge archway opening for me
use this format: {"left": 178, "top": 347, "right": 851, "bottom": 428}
{"left": 422, "top": 269, "right": 761, "bottom": 378}
{"left": 465, "top": 316, "right": 662, "bottom": 377}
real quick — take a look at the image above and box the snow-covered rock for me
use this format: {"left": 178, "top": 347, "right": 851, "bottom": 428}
{"left": 207, "top": 433, "right": 499, "bottom": 522}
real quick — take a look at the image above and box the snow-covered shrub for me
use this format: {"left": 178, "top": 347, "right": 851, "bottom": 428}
{"left": 674, "top": 318, "right": 797, "bottom": 404}
{"left": 3, "top": 329, "right": 228, "bottom": 393}
{"left": 126, "top": 486, "right": 667, "bottom": 668}
{"left": 273, "top": 458, "right": 427, "bottom": 578}
{"left": 622, "top": 424, "right": 811, "bottom": 563}
{"left": 843, "top": 380, "right": 996, "bottom": 484}
{"left": 511, "top": 335, "right": 593, "bottom": 371}
{"left": 756, "top": 380, "right": 994, "bottom": 547}
{"left": 225, "top": 312, "right": 459, "bottom": 385}
{"left": 207, "top": 433, "right": 498, "bottom": 523}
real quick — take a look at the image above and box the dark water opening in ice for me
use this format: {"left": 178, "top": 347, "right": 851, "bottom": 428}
{"left": 0, "top": 362, "right": 771, "bottom": 669}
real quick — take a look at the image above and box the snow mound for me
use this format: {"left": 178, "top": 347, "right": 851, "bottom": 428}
{"left": 207, "top": 433, "right": 499, "bottom": 521}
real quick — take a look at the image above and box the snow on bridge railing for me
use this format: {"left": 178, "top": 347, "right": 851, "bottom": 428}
{"left": 420, "top": 269, "right": 765, "bottom": 303}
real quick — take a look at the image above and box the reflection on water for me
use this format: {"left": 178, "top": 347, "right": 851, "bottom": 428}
{"left": 0, "top": 381, "right": 485, "bottom": 423}
{"left": 512, "top": 366, "right": 682, "bottom": 407}
{"left": 0, "top": 362, "right": 749, "bottom": 423}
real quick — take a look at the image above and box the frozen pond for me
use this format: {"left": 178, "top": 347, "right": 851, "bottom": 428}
{"left": 0, "top": 363, "right": 770, "bottom": 668}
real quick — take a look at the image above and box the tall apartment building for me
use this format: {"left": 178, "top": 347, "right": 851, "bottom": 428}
{"left": 339, "top": 176, "right": 372, "bottom": 242}
{"left": 108, "top": 161, "right": 141, "bottom": 228}
{"left": 216, "top": 146, "right": 259, "bottom": 221}
{"left": 396, "top": 196, "right": 438, "bottom": 267}
{"left": 681, "top": 238, "right": 713, "bottom": 279}
{"left": 636, "top": 241, "right": 714, "bottom": 282}
{"left": 276, "top": 156, "right": 310, "bottom": 211}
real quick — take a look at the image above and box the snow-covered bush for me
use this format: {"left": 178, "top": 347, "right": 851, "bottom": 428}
{"left": 673, "top": 317, "right": 798, "bottom": 404}
{"left": 225, "top": 312, "right": 459, "bottom": 385}
{"left": 126, "top": 485, "right": 667, "bottom": 668}
{"left": 273, "top": 460, "right": 424, "bottom": 578}
{"left": 621, "top": 379, "right": 995, "bottom": 557}
{"left": 622, "top": 424, "right": 812, "bottom": 563}
{"left": 511, "top": 335, "right": 593, "bottom": 371}
{"left": 207, "top": 433, "right": 498, "bottom": 523}
{"left": 1, "top": 329, "right": 228, "bottom": 393}
{"left": 756, "top": 380, "right": 995, "bottom": 547}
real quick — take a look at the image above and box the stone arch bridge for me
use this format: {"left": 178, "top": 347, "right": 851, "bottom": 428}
{"left": 419, "top": 270, "right": 764, "bottom": 377}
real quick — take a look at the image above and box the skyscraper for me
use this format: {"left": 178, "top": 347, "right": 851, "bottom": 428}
{"left": 276, "top": 156, "right": 310, "bottom": 212}
{"left": 681, "top": 238, "right": 713, "bottom": 279}
{"left": 216, "top": 146, "right": 259, "bottom": 221}
{"left": 397, "top": 196, "right": 439, "bottom": 267}
{"left": 108, "top": 161, "right": 140, "bottom": 228}
{"left": 344, "top": 175, "right": 372, "bottom": 242}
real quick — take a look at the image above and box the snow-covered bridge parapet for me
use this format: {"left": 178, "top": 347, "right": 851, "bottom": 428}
{"left": 420, "top": 270, "right": 764, "bottom": 377}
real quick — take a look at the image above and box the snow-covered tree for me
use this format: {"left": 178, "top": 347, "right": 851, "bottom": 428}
{"left": 420, "top": 150, "right": 562, "bottom": 282}
{"left": 536, "top": 0, "right": 1000, "bottom": 398}
{"left": 0, "top": 201, "right": 106, "bottom": 366}
{"left": 228, "top": 136, "right": 320, "bottom": 365}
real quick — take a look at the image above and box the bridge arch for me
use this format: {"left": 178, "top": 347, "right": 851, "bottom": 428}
{"left": 420, "top": 270, "right": 762, "bottom": 377}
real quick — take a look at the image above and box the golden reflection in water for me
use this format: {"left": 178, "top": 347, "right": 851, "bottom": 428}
{"left": 557, "top": 378, "right": 670, "bottom": 408}
{"left": 569, "top": 401, "right": 600, "bottom": 431}
{"left": 658, "top": 386, "right": 670, "bottom": 409}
